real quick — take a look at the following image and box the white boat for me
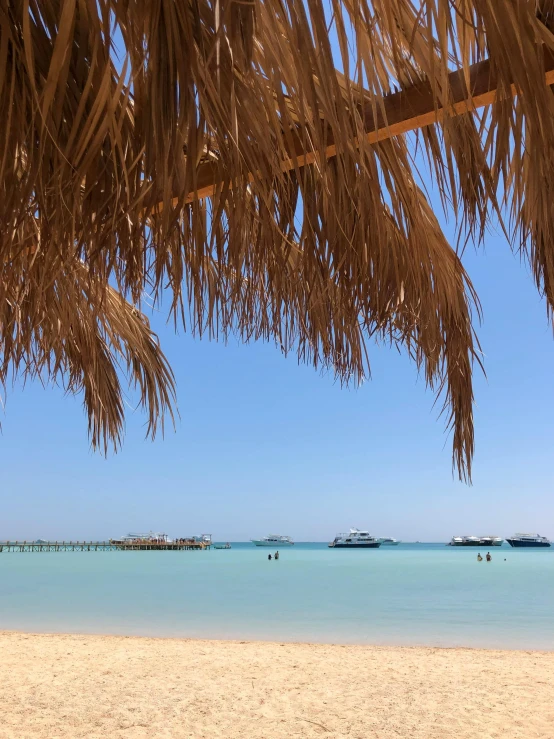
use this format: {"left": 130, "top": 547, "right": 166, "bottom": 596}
{"left": 479, "top": 536, "right": 504, "bottom": 547}
{"left": 376, "top": 537, "right": 401, "bottom": 545}
{"left": 448, "top": 535, "right": 503, "bottom": 546}
{"left": 329, "top": 528, "right": 381, "bottom": 548}
{"left": 251, "top": 535, "right": 294, "bottom": 546}
{"left": 448, "top": 536, "right": 480, "bottom": 546}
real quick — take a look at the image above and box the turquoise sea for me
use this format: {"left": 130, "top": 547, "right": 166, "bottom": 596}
{"left": 1, "top": 543, "right": 552, "bottom": 649}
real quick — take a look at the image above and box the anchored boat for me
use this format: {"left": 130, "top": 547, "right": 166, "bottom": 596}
{"left": 479, "top": 536, "right": 504, "bottom": 546}
{"left": 506, "top": 533, "right": 551, "bottom": 548}
{"left": 448, "top": 535, "right": 503, "bottom": 546}
{"left": 251, "top": 535, "right": 294, "bottom": 546}
{"left": 329, "top": 528, "right": 381, "bottom": 548}
{"left": 376, "top": 537, "right": 401, "bottom": 545}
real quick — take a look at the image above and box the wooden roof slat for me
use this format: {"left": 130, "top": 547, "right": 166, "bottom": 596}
{"left": 165, "top": 52, "right": 554, "bottom": 209}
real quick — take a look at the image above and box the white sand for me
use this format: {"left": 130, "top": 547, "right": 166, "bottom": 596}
{"left": 1, "top": 631, "right": 553, "bottom": 738}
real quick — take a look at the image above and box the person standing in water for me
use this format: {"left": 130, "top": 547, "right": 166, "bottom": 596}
{"left": 477, "top": 553, "right": 483, "bottom": 562}
{"left": 486, "top": 552, "right": 492, "bottom": 562}
{"left": 268, "top": 553, "right": 272, "bottom": 561}
{"left": 275, "top": 551, "right": 279, "bottom": 560}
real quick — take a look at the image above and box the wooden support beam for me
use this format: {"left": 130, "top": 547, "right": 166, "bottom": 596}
{"left": 161, "top": 51, "right": 554, "bottom": 209}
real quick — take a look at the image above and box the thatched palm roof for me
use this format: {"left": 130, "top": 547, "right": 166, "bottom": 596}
{"left": 2, "top": 1, "right": 554, "bottom": 479}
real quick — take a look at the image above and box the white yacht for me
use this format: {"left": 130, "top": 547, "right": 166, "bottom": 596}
{"left": 329, "top": 528, "right": 381, "bottom": 548}
{"left": 251, "top": 535, "right": 294, "bottom": 546}
{"left": 448, "top": 536, "right": 479, "bottom": 546}
{"left": 448, "top": 535, "right": 503, "bottom": 546}
{"left": 376, "top": 537, "right": 401, "bottom": 545}
{"left": 479, "top": 536, "right": 504, "bottom": 547}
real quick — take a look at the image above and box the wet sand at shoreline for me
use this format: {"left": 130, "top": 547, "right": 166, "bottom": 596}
{"left": 1, "top": 631, "right": 553, "bottom": 738}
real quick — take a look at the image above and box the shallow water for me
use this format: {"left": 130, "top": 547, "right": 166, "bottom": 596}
{"left": 1, "top": 543, "right": 552, "bottom": 649}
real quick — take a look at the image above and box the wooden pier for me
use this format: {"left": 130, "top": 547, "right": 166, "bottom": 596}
{"left": 0, "top": 540, "right": 211, "bottom": 553}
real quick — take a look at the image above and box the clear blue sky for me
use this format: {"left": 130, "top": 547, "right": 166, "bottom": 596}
{"left": 1, "top": 193, "right": 553, "bottom": 542}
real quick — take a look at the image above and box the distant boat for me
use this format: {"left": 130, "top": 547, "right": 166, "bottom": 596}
{"left": 506, "top": 533, "right": 551, "bottom": 548}
{"left": 376, "top": 537, "right": 401, "bottom": 545}
{"left": 448, "top": 535, "right": 503, "bottom": 546}
{"left": 251, "top": 535, "right": 294, "bottom": 546}
{"left": 479, "top": 536, "right": 504, "bottom": 547}
{"left": 329, "top": 528, "right": 381, "bottom": 548}
{"left": 449, "top": 536, "right": 479, "bottom": 546}
{"left": 214, "top": 543, "right": 231, "bottom": 550}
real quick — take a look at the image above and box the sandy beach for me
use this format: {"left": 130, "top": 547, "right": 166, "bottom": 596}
{"left": 1, "top": 632, "right": 553, "bottom": 738}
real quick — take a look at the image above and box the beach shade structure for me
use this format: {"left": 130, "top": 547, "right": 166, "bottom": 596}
{"left": 2, "top": 1, "right": 554, "bottom": 479}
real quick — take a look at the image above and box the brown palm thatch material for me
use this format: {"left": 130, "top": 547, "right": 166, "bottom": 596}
{"left": 0, "top": 239, "right": 176, "bottom": 451}
{"left": 2, "top": 1, "right": 554, "bottom": 479}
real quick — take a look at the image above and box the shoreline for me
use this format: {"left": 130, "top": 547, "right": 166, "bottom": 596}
{"left": 1, "top": 628, "right": 553, "bottom": 653}
{"left": 2, "top": 631, "right": 553, "bottom": 738}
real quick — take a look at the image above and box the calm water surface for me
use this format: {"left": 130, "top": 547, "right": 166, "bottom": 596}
{"left": 1, "top": 543, "right": 552, "bottom": 649}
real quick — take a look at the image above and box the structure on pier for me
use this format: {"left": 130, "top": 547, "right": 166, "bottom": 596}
{"left": 0, "top": 537, "right": 211, "bottom": 553}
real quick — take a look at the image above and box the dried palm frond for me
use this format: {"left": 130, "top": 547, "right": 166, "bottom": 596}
{"left": 2, "top": 1, "right": 554, "bottom": 478}
{"left": 0, "top": 239, "right": 176, "bottom": 452}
